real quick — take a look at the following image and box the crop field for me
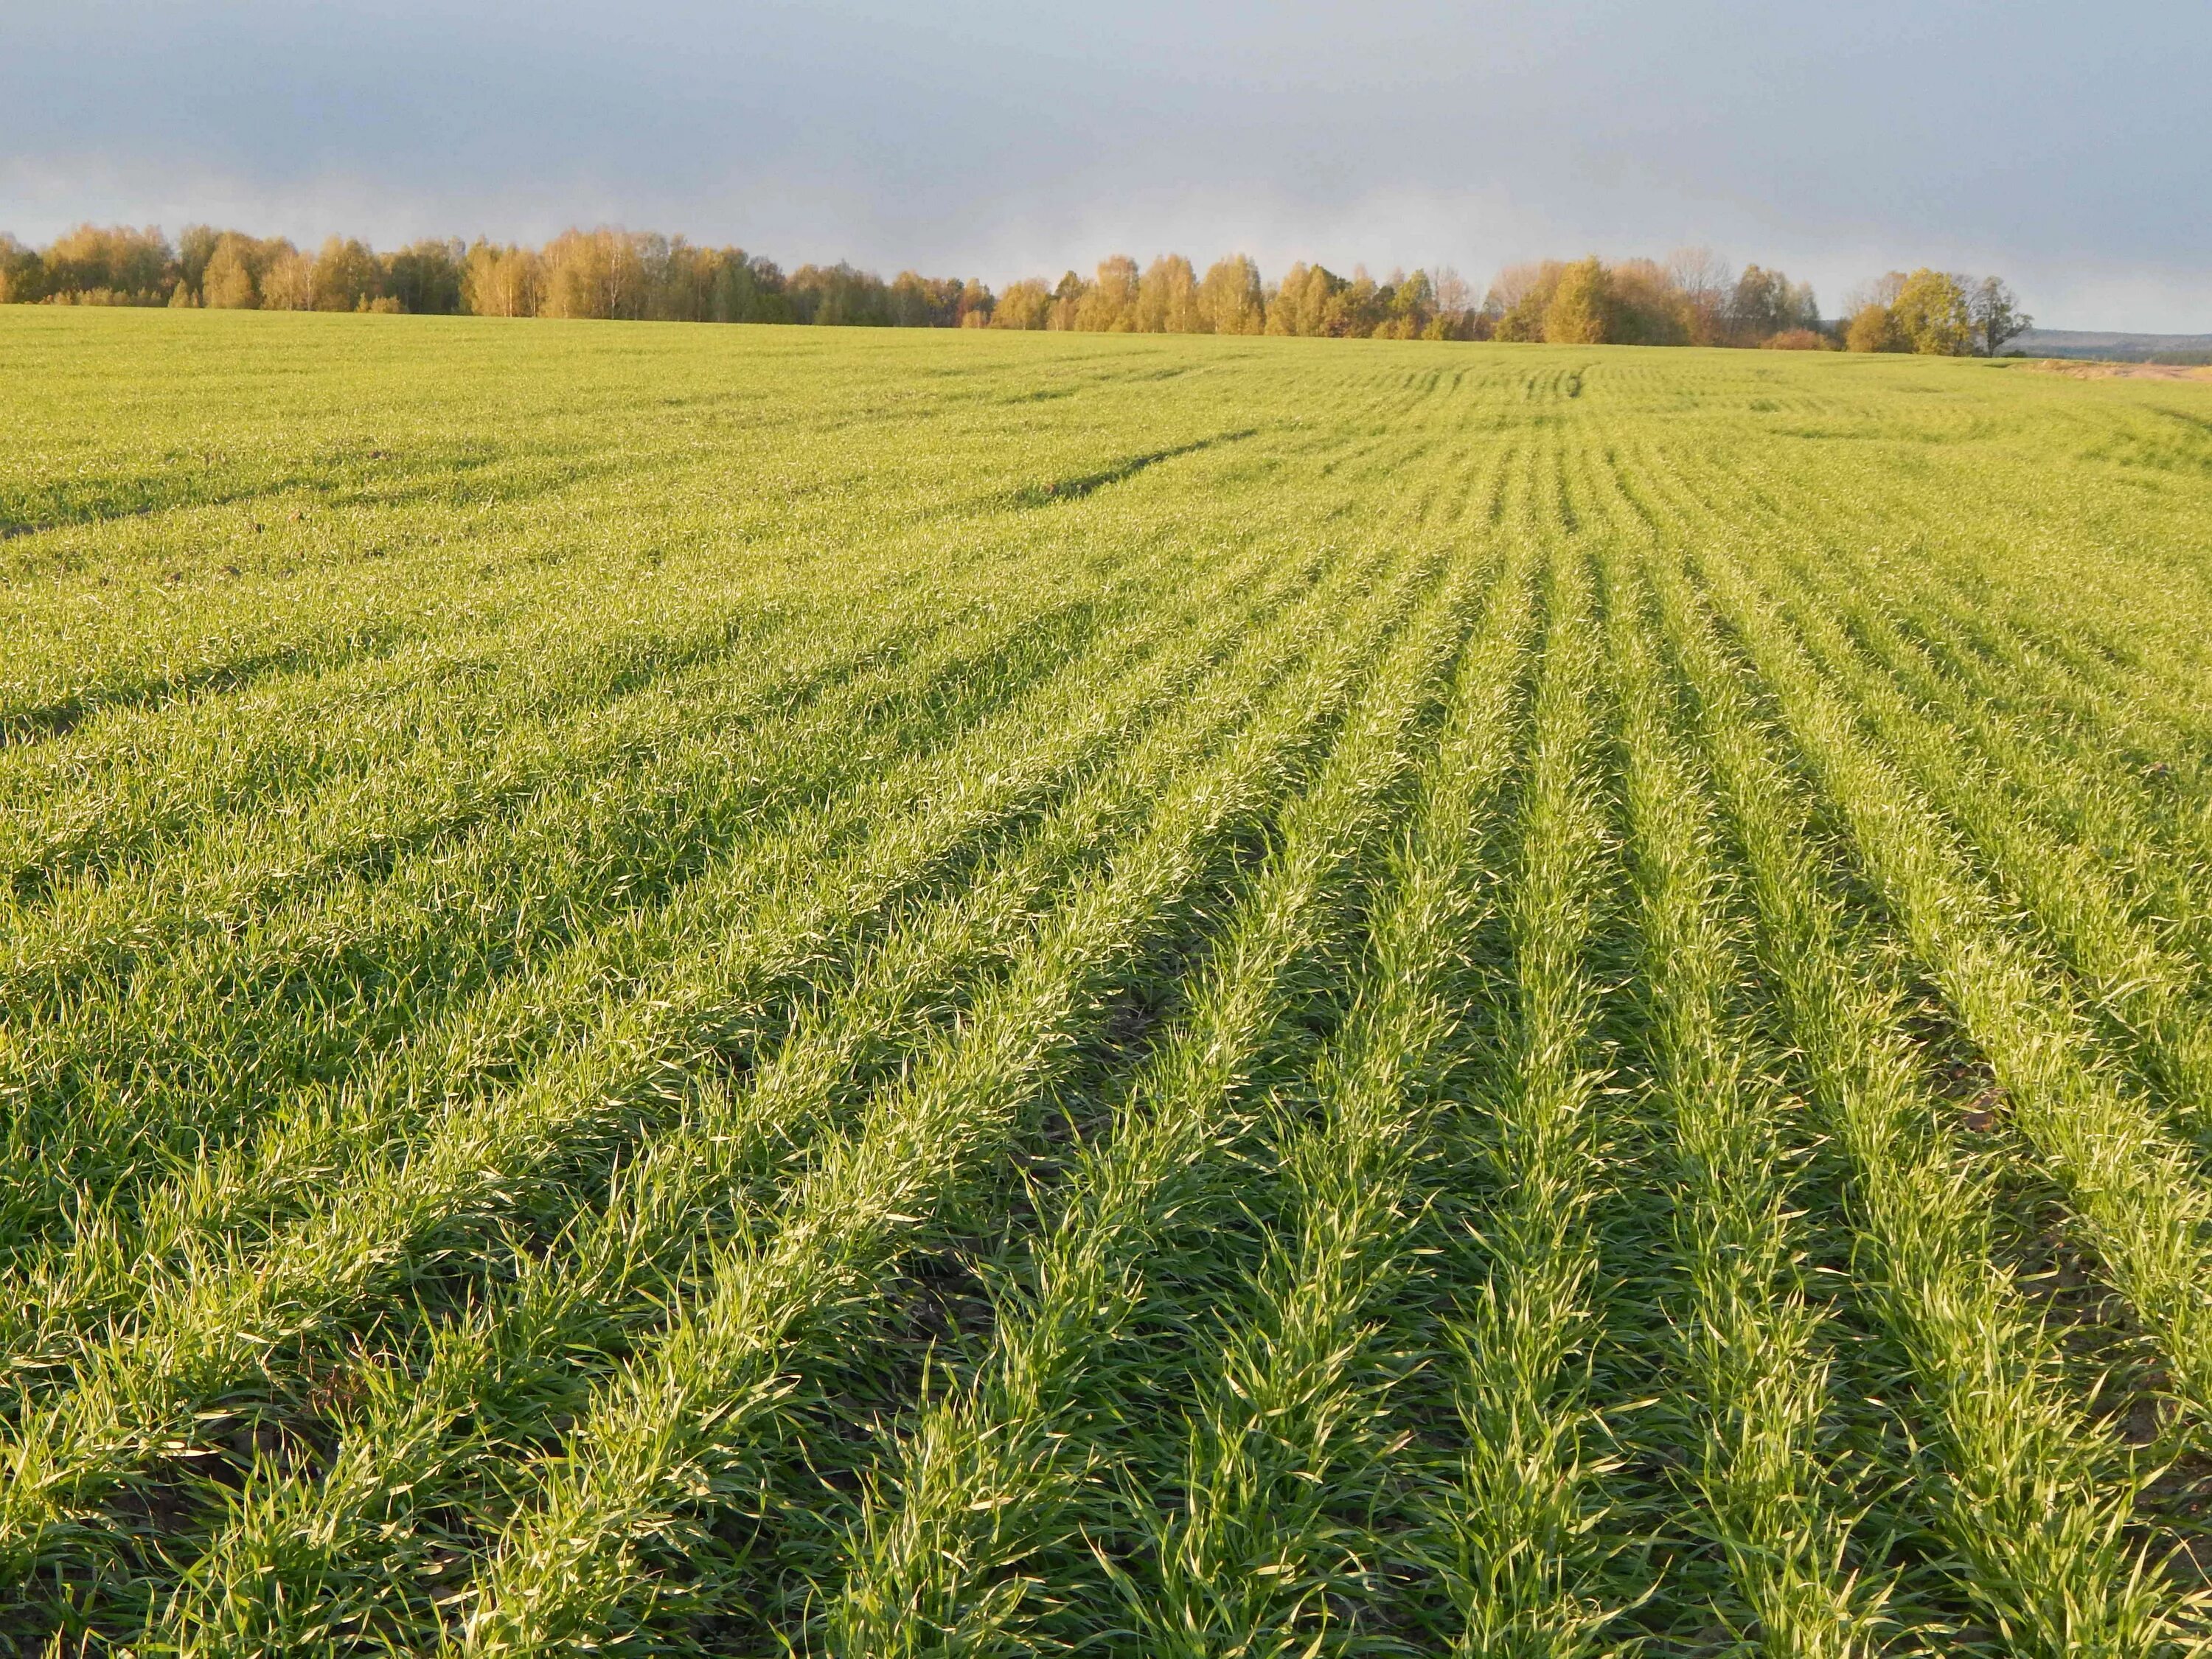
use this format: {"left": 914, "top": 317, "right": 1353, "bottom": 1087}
{"left": 6, "top": 307, "right": 2212, "bottom": 1657}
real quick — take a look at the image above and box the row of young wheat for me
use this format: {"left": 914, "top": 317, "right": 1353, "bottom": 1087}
{"left": 4, "top": 321, "right": 2212, "bottom": 1650}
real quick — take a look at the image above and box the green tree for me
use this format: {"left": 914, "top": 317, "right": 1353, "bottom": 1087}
{"left": 1969, "top": 276, "right": 2031, "bottom": 356}
{"left": 382, "top": 239, "right": 465, "bottom": 315}
{"left": 1366, "top": 268, "right": 1434, "bottom": 339}
{"left": 703, "top": 253, "right": 787, "bottom": 323}
{"left": 1610, "top": 258, "right": 1693, "bottom": 344}
{"left": 1330, "top": 268, "right": 1385, "bottom": 337}
{"left": 786, "top": 261, "right": 891, "bottom": 326}
{"left": 1, "top": 233, "right": 49, "bottom": 302}
{"left": 886, "top": 270, "right": 961, "bottom": 327}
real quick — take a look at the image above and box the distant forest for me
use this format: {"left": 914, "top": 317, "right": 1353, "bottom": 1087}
{"left": 0, "top": 223, "right": 2030, "bottom": 355}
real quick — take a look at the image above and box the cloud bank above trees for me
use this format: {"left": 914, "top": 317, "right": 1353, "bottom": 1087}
{"left": 2, "top": 0, "right": 2205, "bottom": 331}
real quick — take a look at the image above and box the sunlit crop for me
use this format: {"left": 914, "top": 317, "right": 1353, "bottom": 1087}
{"left": 4, "top": 307, "right": 2211, "bottom": 1655}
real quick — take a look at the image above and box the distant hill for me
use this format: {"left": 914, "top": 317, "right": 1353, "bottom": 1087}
{"left": 2017, "top": 327, "right": 2212, "bottom": 363}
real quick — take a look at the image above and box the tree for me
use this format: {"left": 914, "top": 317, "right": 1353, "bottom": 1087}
{"left": 1969, "top": 276, "right": 2031, "bottom": 356}
{"left": 1845, "top": 302, "right": 1906, "bottom": 352}
{"left": 1381, "top": 268, "right": 1436, "bottom": 339}
{"left": 787, "top": 261, "right": 891, "bottom": 326}
{"left": 1330, "top": 268, "right": 1385, "bottom": 337}
{"left": 260, "top": 247, "right": 317, "bottom": 310}
{"left": 1545, "top": 256, "right": 1613, "bottom": 344}
{"left": 954, "top": 279, "right": 993, "bottom": 327}
{"left": 310, "top": 236, "right": 383, "bottom": 311}
{"left": 383, "top": 239, "right": 465, "bottom": 315}
{"left": 1611, "top": 258, "right": 1692, "bottom": 344}
{"left": 462, "top": 242, "right": 542, "bottom": 317}
{"left": 1890, "top": 268, "right": 1972, "bottom": 355}
{"left": 1433, "top": 265, "right": 1473, "bottom": 316}
{"left": 177, "top": 225, "right": 223, "bottom": 301}
{"left": 540, "top": 229, "right": 652, "bottom": 320}
{"left": 1849, "top": 307, "right": 1902, "bottom": 356}
{"left": 1, "top": 234, "right": 48, "bottom": 302}
{"left": 1133, "top": 254, "right": 1197, "bottom": 333}
{"left": 1197, "top": 255, "right": 1265, "bottom": 335}
{"left": 1048, "top": 271, "right": 1087, "bottom": 330}
{"left": 1076, "top": 256, "right": 1139, "bottom": 331}
{"left": 887, "top": 271, "right": 961, "bottom": 327}
{"left": 1725, "top": 264, "right": 1815, "bottom": 343}
{"left": 1729, "top": 264, "right": 1785, "bottom": 341}
{"left": 1267, "top": 262, "right": 1340, "bottom": 336}
{"left": 38, "top": 224, "right": 174, "bottom": 303}
{"left": 990, "top": 278, "right": 1052, "bottom": 330}
{"left": 1665, "top": 246, "right": 1733, "bottom": 343}
{"left": 702, "top": 254, "right": 787, "bottom": 324}
{"left": 201, "top": 235, "right": 260, "bottom": 308}
{"left": 1486, "top": 260, "right": 1562, "bottom": 341}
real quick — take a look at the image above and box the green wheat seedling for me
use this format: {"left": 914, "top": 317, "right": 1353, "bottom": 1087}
{"left": 818, "top": 546, "right": 1518, "bottom": 1659}
{"left": 1602, "top": 548, "right": 1873, "bottom": 1656}
{"left": 153, "top": 501, "right": 1416, "bottom": 1655}
{"left": 3, "top": 307, "right": 2211, "bottom": 1654}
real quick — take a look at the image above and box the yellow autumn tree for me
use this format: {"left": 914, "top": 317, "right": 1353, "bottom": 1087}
{"left": 1889, "top": 268, "right": 1973, "bottom": 355}
{"left": 1135, "top": 254, "right": 1199, "bottom": 333}
{"left": 1543, "top": 257, "right": 1613, "bottom": 344}
{"left": 1486, "top": 260, "right": 1563, "bottom": 341}
{"left": 1197, "top": 255, "right": 1265, "bottom": 335}
{"left": 201, "top": 234, "right": 262, "bottom": 308}
{"left": 990, "top": 278, "right": 1052, "bottom": 330}
{"left": 1845, "top": 302, "right": 1905, "bottom": 352}
{"left": 1077, "top": 256, "right": 1139, "bottom": 331}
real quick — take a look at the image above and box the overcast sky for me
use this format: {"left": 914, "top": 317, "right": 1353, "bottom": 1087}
{"left": 4, "top": 0, "right": 2207, "bottom": 330}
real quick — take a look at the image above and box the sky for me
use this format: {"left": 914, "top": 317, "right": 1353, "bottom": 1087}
{"left": 4, "top": 0, "right": 2208, "bottom": 332}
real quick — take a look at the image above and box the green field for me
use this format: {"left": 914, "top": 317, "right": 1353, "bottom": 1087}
{"left": 5, "top": 307, "right": 2212, "bottom": 1655}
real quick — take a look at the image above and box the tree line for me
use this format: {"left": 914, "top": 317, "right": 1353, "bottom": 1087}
{"left": 0, "top": 223, "right": 2029, "bottom": 353}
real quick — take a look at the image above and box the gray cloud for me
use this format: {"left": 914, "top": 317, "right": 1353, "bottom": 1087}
{"left": 4, "top": 0, "right": 2206, "bottom": 329}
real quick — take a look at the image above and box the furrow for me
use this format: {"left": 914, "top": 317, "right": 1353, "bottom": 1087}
{"left": 0, "top": 587, "right": 1102, "bottom": 1262}
{"left": 821, "top": 544, "right": 1527, "bottom": 1659}
{"left": 1691, "top": 544, "right": 2212, "bottom": 1433}
{"left": 0, "top": 540, "right": 1388, "bottom": 1590}
{"left": 442, "top": 546, "right": 1443, "bottom": 1657}
{"left": 1768, "top": 553, "right": 2212, "bottom": 1135}
{"left": 1109, "top": 544, "right": 1536, "bottom": 1658}
{"left": 0, "top": 537, "right": 1307, "bottom": 1367}
{"left": 1414, "top": 542, "right": 1621, "bottom": 1659}
{"left": 144, "top": 533, "right": 1392, "bottom": 1656}
{"left": 1649, "top": 547, "right": 2179, "bottom": 1656}
{"left": 1601, "top": 544, "right": 1870, "bottom": 1654}
{"left": 0, "top": 602, "right": 810, "bottom": 905}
